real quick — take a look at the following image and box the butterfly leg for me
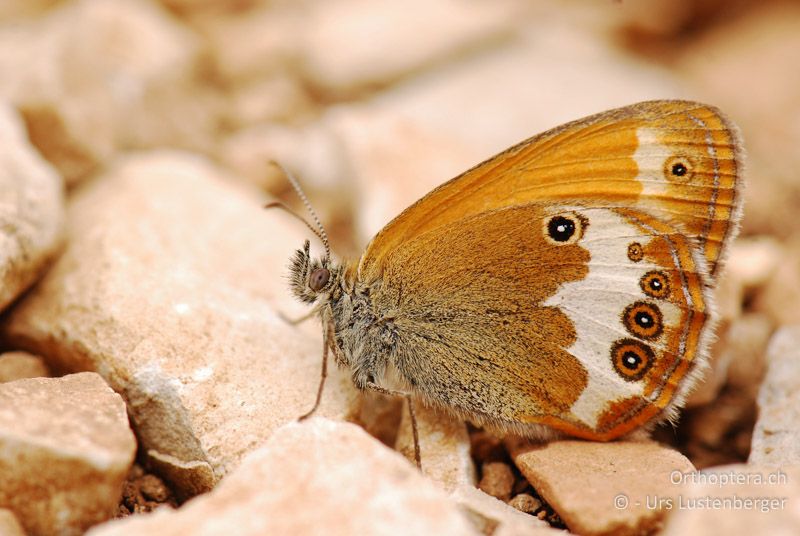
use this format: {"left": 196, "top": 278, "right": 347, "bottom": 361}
{"left": 278, "top": 308, "right": 318, "bottom": 326}
{"left": 298, "top": 321, "right": 332, "bottom": 420}
{"left": 366, "top": 382, "right": 421, "bottom": 470}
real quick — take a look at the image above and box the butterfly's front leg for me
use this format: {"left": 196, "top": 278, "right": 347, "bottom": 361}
{"left": 297, "top": 319, "right": 333, "bottom": 421}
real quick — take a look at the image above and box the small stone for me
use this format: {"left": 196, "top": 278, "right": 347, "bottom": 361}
{"left": 749, "top": 327, "right": 800, "bottom": 466}
{"left": 138, "top": 474, "right": 171, "bottom": 503}
{"left": 508, "top": 493, "right": 542, "bottom": 514}
{"left": 87, "top": 419, "right": 476, "bottom": 536}
{"left": 0, "top": 103, "right": 64, "bottom": 314}
{"left": 479, "top": 462, "right": 515, "bottom": 502}
{"left": 662, "top": 464, "right": 800, "bottom": 534}
{"left": 395, "top": 402, "right": 476, "bottom": 491}
{"left": 0, "top": 351, "right": 50, "bottom": 382}
{"left": 0, "top": 373, "right": 136, "bottom": 536}
{"left": 510, "top": 440, "right": 695, "bottom": 536}
{"left": 120, "top": 468, "right": 176, "bottom": 515}
{"left": 451, "top": 484, "right": 557, "bottom": 536}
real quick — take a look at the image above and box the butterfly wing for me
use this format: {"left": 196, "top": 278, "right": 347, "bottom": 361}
{"left": 372, "top": 203, "right": 713, "bottom": 439}
{"left": 359, "top": 100, "right": 743, "bottom": 284}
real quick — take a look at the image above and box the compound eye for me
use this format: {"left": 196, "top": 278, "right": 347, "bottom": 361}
{"left": 309, "top": 268, "right": 330, "bottom": 291}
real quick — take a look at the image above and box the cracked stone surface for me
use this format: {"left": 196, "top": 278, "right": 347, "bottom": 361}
{"left": 0, "top": 152, "right": 359, "bottom": 498}
{"left": 0, "top": 373, "right": 135, "bottom": 536}
{"left": 0, "top": 103, "right": 64, "bottom": 314}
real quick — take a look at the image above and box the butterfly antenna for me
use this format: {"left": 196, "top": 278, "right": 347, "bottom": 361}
{"left": 269, "top": 161, "right": 331, "bottom": 261}
{"left": 264, "top": 201, "right": 327, "bottom": 246}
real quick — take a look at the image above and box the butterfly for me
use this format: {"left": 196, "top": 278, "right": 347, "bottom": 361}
{"left": 285, "top": 100, "right": 743, "bottom": 462}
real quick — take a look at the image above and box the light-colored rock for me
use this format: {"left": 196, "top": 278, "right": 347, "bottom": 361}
{"left": 299, "top": 0, "right": 525, "bottom": 96}
{"left": 726, "top": 236, "right": 783, "bottom": 290}
{"left": 662, "top": 465, "right": 800, "bottom": 535}
{"left": 755, "top": 238, "right": 800, "bottom": 327}
{"left": 749, "top": 327, "right": 800, "bottom": 467}
{"left": 0, "top": 103, "right": 64, "bottom": 313}
{"left": 0, "top": 351, "right": 50, "bottom": 382}
{"left": 725, "top": 313, "right": 773, "bottom": 390}
{"left": 714, "top": 269, "right": 744, "bottom": 323}
{"left": 88, "top": 418, "right": 477, "bottom": 536}
{"left": 395, "top": 402, "right": 476, "bottom": 492}
{"left": 0, "top": 373, "right": 136, "bottom": 536}
{"left": 688, "top": 311, "right": 773, "bottom": 407}
{"left": 0, "top": 151, "right": 359, "bottom": 498}
{"left": 508, "top": 493, "right": 542, "bottom": 515}
{"left": 0, "top": 0, "right": 206, "bottom": 183}
{"left": 451, "top": 484, "right": 558, "bottom": 536}
{"left": 479, "top": 461, "right": 515, "bottom": 502}
{"left": 318, "top": 18, "right": 686, "bottom": 243}
{"left": 0, "top": 509, "right": 26, "bottom": 536}
{"left": 509, "top": 439, "right": 695, "bottom": 536}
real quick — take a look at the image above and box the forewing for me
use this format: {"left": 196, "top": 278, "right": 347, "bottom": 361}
{"left": 359, "top": 100, "right": 742, "bottom": 284}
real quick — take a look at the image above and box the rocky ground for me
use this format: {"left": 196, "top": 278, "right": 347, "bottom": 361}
{"left": 1, "top": 0, "right": 799, "bottom": 535}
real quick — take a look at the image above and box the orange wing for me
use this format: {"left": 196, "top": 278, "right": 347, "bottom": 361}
{"left": 358, "top": 100, "right": 743, "bottom": 283}
{"left": 371, "top": 203, "right": 712, "bottom": 440}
